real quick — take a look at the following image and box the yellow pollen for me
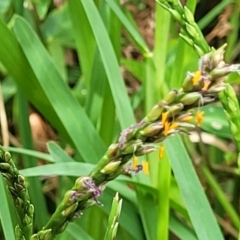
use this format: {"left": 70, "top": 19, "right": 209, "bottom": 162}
{"left": 181, "top": 116, "right": 193, "bottom": 122}
{"left": 169, "top": 122, "right": 179, "bottom": 130}
{"left": 142, "top": 161, "right": 149, "bottom": 175}
{"left": 132, "top": 156, "right": 138, "bottom": 169}
{"left": 192, "top": 71, "right": 201, "bottom": 85}
{"left": 161, "top": 112, "right": 168, "bottom": 126}
{"left": 159, "top": 145, "right": 165, "bottom": 159}
{"left": 164, "top": 121, "right": 171, "bottom": 136}
{"left": 202, "top": 80, "right": 211, "bottom": 91}
{"left": 195, "top": 111, "right": 204, "bottom": 126}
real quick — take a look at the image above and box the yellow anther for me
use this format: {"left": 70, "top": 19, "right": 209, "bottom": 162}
{"left": 169, "top": 122, "right": 179, "bottom": 130}
{"left": 181, "top": 116, "right": 193, "bottom": 122}
{"left": 159, "top": 145, "right": 165, "bottom": 159}
{"left": 163, "top": 121, "right": 171, "bottom": 136}
{"left": 142, "top": 161, "right": 149, "bottom": 175}
{"left": 132, "top": 156, "right": 138, "bottom": 169}
{"left": 192, "top": 71, "right": 201, "bottom": 85}
{"left": 202, "top": 80, "right": 211, "bottom": 91}
{"left": 195, "top": 111, "right": 204, "bottom": 126}
{"left": 161, "top": 112, "right": 168, "bottom": 126}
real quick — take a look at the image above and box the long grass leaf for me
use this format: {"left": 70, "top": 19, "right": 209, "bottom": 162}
{"left": 0, "top": 175, "right": 15, "bottom": 240}
{"left": 69, "top": 0, "right": 135, "bottom": 129}
{"left": 197, "top": 0, "right": 234, "bottom": 30}
{"left": 201, "top": 166, "right": 240, "bottom": 229}
{"left": 12, "top": 16, "right": 105, "bottom": 163}
{"left": 16, "top": 89, "right": 48, "bottom": 228}
{"left": 105, "top": 0, "right": 150, "bottom": 55}
{"left": 165, "top": 135, "right": 224, "bottom": 240}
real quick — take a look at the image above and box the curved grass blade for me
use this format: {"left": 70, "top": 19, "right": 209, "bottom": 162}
{"left": 4, "top": 147, "right": 54, "bottom": 162}
{"left": 165, "top": 135, "right": 224, "bottom": 240}
{"left": 12, "top": 16, "right": 105, "bottom": 163}
{"left": 197, "top": 0, "right": 234, "bottom": 30}
{"left": 0, "top": 175, "right": 15, "bottom": 240}
{"left": 47, "top": 141, "right": 74, "bottom": 163}
{"left": 68, "top": 0, "right": 135, "bottom": 129}
{"left": 105, "top": 0, "right": 150, "bottom": 55}
{"left": 19, "top": 162, "right": 94, "bottom": 177}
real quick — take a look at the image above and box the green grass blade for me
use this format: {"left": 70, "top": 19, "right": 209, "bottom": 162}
{"left": 47, "top": 141, "right": 74, "bottom": 163}
{"left": 105, "top": 0, "right": 150, "bottom": 55}
{"left": 69, "top": 0, "right": 135, "bottom": 129}
{"left": 0, "top": 175, "right": 16, "bottom": 240}
{"left": 16, "top": 89, "right": 48, "bottom": 228}
{"left": 197, "top": 0, "right": 234, "bottom": 30}
{"left": 19, "top": 162, "right": 94, "bottom": 177}
{"left": 201, "top": 166, "right": 240, "bottom": 229}
{"left": 12, "top": 16, "right": 105, "bottom": 163}
{"left": 157, "top": 152, "right": 171, "bottom": 240}
{"left": 4, "top": 147, "right": 54, "bottom": 162}
{"left": 169, "top": 214, "right": 197, "bottom": 240}
{"left": 165, "top": 135, "right": 224, "bottom": 240}
{"left": 66, "top": 223, "right": 94, "bottom": 240}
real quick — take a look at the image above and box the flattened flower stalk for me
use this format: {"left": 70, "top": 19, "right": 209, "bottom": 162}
{"left": 0, "top": 147, "right": 34, "bottom": 240}
{"left": 33, "top": 46, "right": 240, "bottom": 239}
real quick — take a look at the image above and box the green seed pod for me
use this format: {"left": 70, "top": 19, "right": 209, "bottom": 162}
{"left": 135, "top": 145, "right": 156, "bottom": 156}
{"left": 207, "top": 83, "right": 226, "bottom": 93}
{"left": 168, "top": 8, "right": 182, "bottom": 21}
{"left": 183, "top": 6, "right": 195, "bottom": 24}
{"left": 14, "top": 182, "right": 25, "bottom": 192}
{"left": 27, "top": 204, "right": 35, "bottom": 217}
{"left": 193, "top": 44, "right": 205, "bottom": 57}
{"left": 101, "top": 161, "right": 121, "bottom": 174}
{"left": 17, "top": 175, "right": 25, "bottom": 185}
{"left": 8, "top": 186, "right": 18, "bottom": 197}
{"left": 179, "top": 92, "right": 201, "bottom": 105}
{"left": 146, "top": 104, "right": 164, "bottom": 122}
{"left": 62, "top": 190, "right": 77, "bottom": 206}
{"left": 23, "top": 214, "right": 32, "bottom": 226}
{"left": 140, "top": 123, "right": 163, "bottom": 137}
{"left": 166, "top": 103, "right": 184, "bottom": 117}
{"left": 228, "top": 98, "right": 237, "bottom": 112}
{"left": 121, "top": 140, "right": 142, "bottom": 154}
{"left": 223, "top": 110, "right": 231, "bottom": 121}
{"left": 73, "top": 176, "right": 89, "bottom": 191}
{"left": 58, "top": 221, "right": 69, "bottom": 233}
{"left": 185, "top": 22, "right": 199, "bottom": 38}
{"left": 182, "top": 73, "right": 194, "bottom": 92}
{"left": 30, "top": 234, "right": 39, "bottom": 240}
{"left": 15, "top": 225, "right": 23, "bottom": 239}
{"left": 164, "top": 89, "right": 178, "bottom": 104}
{"left": 37, "top": 229, "right": 52, "bottom": 240}
{"left": 0, "top": 162, "right": 11, "bottom": 170}
{"left": 61, "top": 202, "right": 78, "bottom": 217}
{"left": 107, "top": 144, "right": 119, "bottom": 158}
{"left": 15, "top": 197, "right": 24, "bottom": 208}
{"left": 4, "top": 152, "right": 12, "bottom": 162}
{"left": 1, "top": 172, "right": 12, "bottom": 182}
{"left": 211, "top": 44, "right": 227, "bottom": 68}
{"left": 230, "top": 122, "right": 238, "bottom": 135}
{"left": 179, "top": 32, "right": 194, "bottom": 46}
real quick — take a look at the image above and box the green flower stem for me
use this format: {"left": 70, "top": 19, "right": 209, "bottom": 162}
{"left": 219, "top": 85, "right": 240, "bottom": 152}
{"left": 156, "top": 0, "right": 210, "bottom": 56}
{"left": 33, "top": 46, "right": 240, "bottom": 239}
{"left": 0, "top": 147, "right": 34, "bottom": 240}
{"left": 104, "top": 192, "right": 122, "bottom": 240}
